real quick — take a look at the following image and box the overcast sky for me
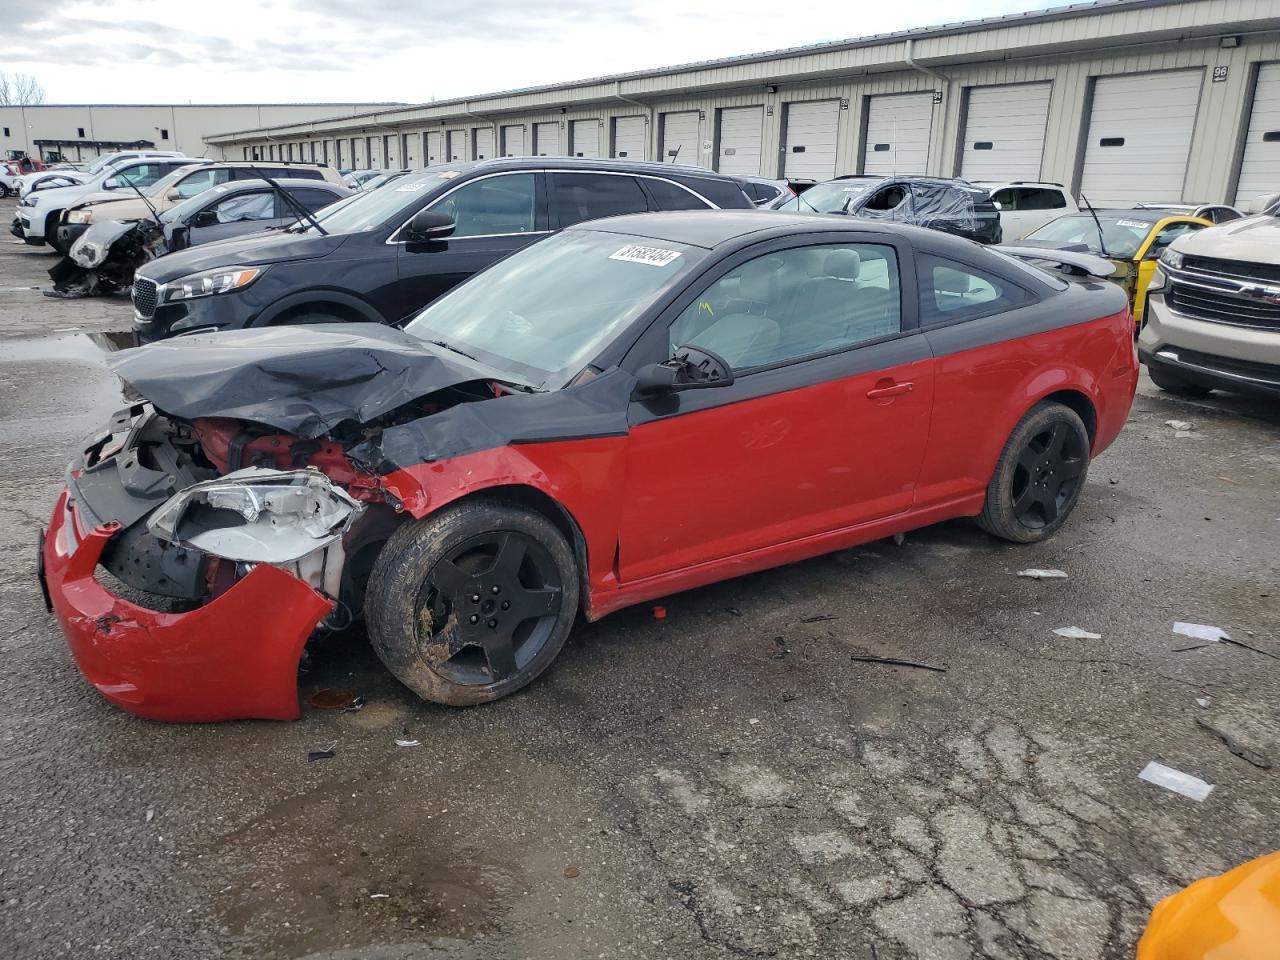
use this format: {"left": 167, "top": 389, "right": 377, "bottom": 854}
{"left": 3, "top": 0, "right": 1071, "bottom": 105}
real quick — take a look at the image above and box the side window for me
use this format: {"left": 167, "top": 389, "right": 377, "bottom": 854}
{"left": 991, "top": 188, "right": 1019, "bottom": 210}
{"left": 1016, "top": 188, "right": 1067, "bottom": 211}
{"left": 117, "top": 163, "right": 162, "bottom": 187}
{"left": 1149, "top": 221, "right": 1202, "bottom": 255}
{"left": 643, "top": 177, "right": 711, "bottom": 211}
{"left": 919, "top": 254, "right": 1029, "bottom": 323}
{"left": 209, "top": 192, "right": 274, "bottom": 223}
{"left": 428, "top": 173, "right": 537, "bottom": 238}
{"left": 864, "top": 185, "right": 907, "bottom": 211}
{"left": 550, "top": 173, "right": 650, "bottom": 227}
{"left": 669, "top": 243, "right": 902, "bottom": 370}
{"left": 290, "top": 188, "right": 341, "bottom": 213}
{"left": 175, "top": 168, "right": 229, "bottom": 199}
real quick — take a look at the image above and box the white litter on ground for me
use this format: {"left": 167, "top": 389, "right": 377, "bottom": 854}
{"left": 1018, "top": 569, "right": 1068, "bottom": 579}
{"left": 1165, "top": 420, "right": 1193, "bottom": 431}
{"left": 1053, "top": 626, "right": 1102, "bottom": 640}
{"left": 394, "top": 739, "right": 421, "bottom": 747}
{"left": 1174, "top": 622, "right": 1230, "bottom": 643}
{"left": 1139, "top": 761, "right": 1214, "bottom": 802}
{"left": 1196, "top": 697, "right": 1212, "bottom": 708}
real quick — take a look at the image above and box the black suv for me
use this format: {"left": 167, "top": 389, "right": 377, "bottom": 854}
{"left": 131, "top": 157, "right": 757, "bottom": 342}
{"left": 772, "top": 176, "right": 1002, "bottom": 245}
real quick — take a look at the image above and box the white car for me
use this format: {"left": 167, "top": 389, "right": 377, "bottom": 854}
{"left": 13, "top": 155, "right": 198, "bottom": 245}
{"left": 976, "top": 181, "right": 1079, "bottom": 240}
{"left": 15, "top": 169, "right": 88, "bottom": 196}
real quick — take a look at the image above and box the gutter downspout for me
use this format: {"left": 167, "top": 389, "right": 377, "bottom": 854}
{"left": 615, "top": 82, "right": 653, "bottom": 160}
{"left": 905, "top": 38, "right": 951, "bottom": 177}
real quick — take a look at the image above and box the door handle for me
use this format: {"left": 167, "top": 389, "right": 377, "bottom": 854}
{"left": 866, "top": 381, "right": 913, "bottom": 400}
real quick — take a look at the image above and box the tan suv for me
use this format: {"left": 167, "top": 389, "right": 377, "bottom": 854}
{"left": 1140, "top": 199, "right": 1280, "bottom": 400}
{"left": 52, "top": 161, "right": 345, "bottom": 254}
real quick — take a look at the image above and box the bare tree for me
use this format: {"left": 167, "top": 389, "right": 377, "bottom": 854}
{"left": 0, "top": 73, "right": 46, "bottom": 106}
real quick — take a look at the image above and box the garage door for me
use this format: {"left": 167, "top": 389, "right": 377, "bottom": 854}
{"left": 1235, "top": 63, "right": 1280, "bottom": 205}
{"left": 1080, "top": 70, "right": 1202, "bottom": 204}
{"left": 613, "top": 116, "right": 646, "bottom": 159}
{"left": 400, "top": 133, "right": 415, "bottom": 167}
{"left": 424, "top": 131, "right": 442, "bottom": 166}
{"left": 473, "top": 127, "right": 495, "bottom": 161}
{"left": 863, "top": 93, "right": 934, "bottom": 176}
{"left": 446, "top": 130, "right": 465, "bottom": 162}
{"left": 661, "top": 111, "right": 701, "bottom": 165}
{"left": 570, "top": 119, "right": 601, "bottom": 158}
{"left": 501, "top": 124, "right": 526, "bottom": 157}
{"left": 960, "top": 82, "right": 1051, "bottom": 182}
{"left": 534, "top": 121, "right": 559, "bottom": 156}
{"left": 717, "top": 106, "right": 764, "bottom": 176}
{"left": 783, "top": 100, "right": 840, "bottom": 180}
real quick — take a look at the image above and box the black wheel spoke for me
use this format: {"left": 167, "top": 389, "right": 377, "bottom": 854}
{"left": 484, "top": 636, "right": 518, "bottom": 682}
{"left": 491, "top": 533, "right": 528, "bottom": 579}
{"left": 431, "top": 558, "right": 475, "bottom": 596}
{"left": 1013, "top": 483, "right": 1036, "bottom": 513}
{"left": 1058, "top": 456, "right": 1085, "bottom": 480}
{"left": 509, "top": 585, "right": 562, "bottom": 622}
{"left": 1039, "top": 490, "right": 1060, "bottom": 524}
{"left": 1017, "top": 446, "right": 1040, "bottom": 474}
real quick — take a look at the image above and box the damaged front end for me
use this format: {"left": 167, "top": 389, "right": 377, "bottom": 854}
{"left": 41, "top": 405, "right": 399, "bottom": 721}
{"left": 46, "top": 219, "right": 167, "bottom": 299}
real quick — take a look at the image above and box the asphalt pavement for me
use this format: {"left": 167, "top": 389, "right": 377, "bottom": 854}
{"left": 1, "top": 198, "right": 1277, "bottom": 960}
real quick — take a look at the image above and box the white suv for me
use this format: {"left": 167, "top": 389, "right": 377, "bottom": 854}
{"left": 978, "top": 182, "right": 1078, "bottom": 240}
{"left": 12, "top": 155, "right": 197, "bottom": 245}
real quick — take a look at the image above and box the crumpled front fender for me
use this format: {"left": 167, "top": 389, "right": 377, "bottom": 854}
{"left": 44, "top": 489, "right": 333, "bottom": 722}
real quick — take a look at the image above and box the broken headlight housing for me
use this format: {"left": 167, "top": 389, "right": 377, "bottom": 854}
{"left": 147, "top": 468, "right": 362, "bottom": 564}
{"left": 162, "top": 265, "right": 264, "bottom": 302}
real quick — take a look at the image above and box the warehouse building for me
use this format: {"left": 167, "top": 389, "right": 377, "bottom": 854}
{"left": 0, "top": 103, "right": 400, "bottom": 164}
{"left": 202, "top": 0, "right": 1280, "bottom": 207}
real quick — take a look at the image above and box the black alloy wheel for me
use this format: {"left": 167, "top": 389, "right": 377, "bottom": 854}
{"left": 414, "top": 530, "right": 563, "bottom": 686}
{"left": 366, "top": 500, "right": 580, "bottom": 706}
{"left": 1008, "top": 421, "right": 1086, "bottom": 529}
{"left": 977, "top": 401, "right": 1091, "bottom": 543}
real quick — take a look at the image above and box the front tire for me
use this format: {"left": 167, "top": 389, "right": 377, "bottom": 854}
{"left": 366, "top": 500, "right": 579, "bottom": 706}
{"left": 977, "top": 402, "right": 1090, "bottom": 543}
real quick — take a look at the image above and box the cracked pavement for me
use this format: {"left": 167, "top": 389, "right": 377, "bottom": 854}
{"left": 1, "top": 198, "right": 1278, "bottom": 959}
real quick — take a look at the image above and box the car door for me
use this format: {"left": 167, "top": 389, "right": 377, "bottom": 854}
{"left": 1132, "top": 218, "right": 1206, "bottom": 324}
{"left": 616, "top": 235, "right": 934, "bottom": 583}
{"left": 394, "top": 171, "right": 547, "bottom": 319}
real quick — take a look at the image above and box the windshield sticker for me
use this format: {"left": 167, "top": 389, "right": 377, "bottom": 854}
{"left": 395, "top": 183, "right": 429, "bottom": 192}
{"left": 609, "top": 244, "right": 682, "bottom": 267}
{"left": 1115, "top": 219, "right": 1148, "bottom": 229}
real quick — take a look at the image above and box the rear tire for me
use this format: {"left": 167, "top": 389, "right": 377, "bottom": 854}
{"left": 1147, "top": 362, "right": 1211, "bottom": 397}
{"left": 365, "top": 500, "right": 579, "bottom": 706}
{"left": 977, "top": 402, "right": 1090, "bottom": 543}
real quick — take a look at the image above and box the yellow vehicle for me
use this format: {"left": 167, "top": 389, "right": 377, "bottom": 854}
{"left": 1024, "top": 209, "right": 1211, "bottom": 324}
{"left": 1138, "top": 850, "right": 1280, "bottom": 959}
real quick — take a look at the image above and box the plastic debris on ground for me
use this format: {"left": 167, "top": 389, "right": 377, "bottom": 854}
{"left": 1139, "top": 761, "right": 1214, "bottom": 801}
{"left": 1165, "top": 420, "right": 1193, "bottom": 431}
{"left": 1018, "top": 569, "right": 1068, "bottom": 579}
{"left": 394, "top": 738, "right": 421, "bottom": 747}
{"left": 342, "top": 695, "right": 367, "bottom": 713}
{"left": 1196, "top": 697, "right": 1212, "bottom": 708}
{"left": 308, "top": 688, "right": 356, "bottom": 710}
{"left": 850, "top": 653, "right": 947, "bottom": 673}
{"left": 1174, "top": 622, "right": 1230, "bottom": 643}
{"left": 370, "top": 893, "right": 390, "bottom": 899}
{"left": 1053, "top": 626, "right": 1102, "bottom": 640}
{"left": 893, "top": 533, "right": 906, "bottom": 546}
{"left": 307, "top": 741, "right": 337, "bottom": 762}
{"left": 652, "top": 605, "right": 666, "bottom": 620}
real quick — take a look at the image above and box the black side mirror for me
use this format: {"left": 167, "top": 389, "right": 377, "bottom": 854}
{"left": 190, "top": 209, "right": 218, "bottom": 228}
{"left": 634, "top": 345, "right": 735, "bottom": 397}
{"left": 406, "top": 210, "right": 455, "bottom": 243}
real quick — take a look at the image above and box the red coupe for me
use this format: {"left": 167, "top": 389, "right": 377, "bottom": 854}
{"left": 40, "top": 211, "right": 1137, "bottom": 721}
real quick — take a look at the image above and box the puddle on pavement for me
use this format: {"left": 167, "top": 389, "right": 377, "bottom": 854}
{"left": 213, "top": 777, "right": 511, "bottom": 957}
{"left": 0, "top": 329, "right": 136, "bottom": 364}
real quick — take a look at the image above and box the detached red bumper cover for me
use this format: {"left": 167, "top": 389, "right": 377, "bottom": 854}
{"left": 42, "top": 489, "right": 333, "bottom": 722}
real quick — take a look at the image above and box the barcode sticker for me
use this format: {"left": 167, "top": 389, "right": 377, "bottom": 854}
{"left": 1115, "top": 219, "right": 1148, "bottom": 229}
{"left": 609, "top": 244, "right": 682, "bottom": 267}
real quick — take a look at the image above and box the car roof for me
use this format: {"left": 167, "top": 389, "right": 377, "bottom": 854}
{"left": 208, "top": 177, "right": 346, "bottom": 192}
{"left": 566, "top": 208, "right": 978, "bottom": 251}
{"left": 1068, "top": 208, "right": 1169, "bottom": 224}
{"left": 427, "top": 155, "right": 751, "bottom": 184}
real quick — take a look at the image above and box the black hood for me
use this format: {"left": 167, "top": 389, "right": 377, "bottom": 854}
{"left": 106, "top": 323, "right": 495, "bottom": 439}
{"left": 135, "top": 228, "right": 350, "bottom": 283}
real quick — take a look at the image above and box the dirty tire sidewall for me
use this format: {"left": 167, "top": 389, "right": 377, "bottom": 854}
{"left": 365, "top": 499, "right": 580, "bottom": 707}
{"left": 977, "top": 401, "right": 1090, "bottom": 544}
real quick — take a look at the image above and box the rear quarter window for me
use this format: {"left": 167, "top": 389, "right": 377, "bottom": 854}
{"left": 643, "top": 177, "right": 712, "bottom": 211}
{"left": 918, "top": 254, "right": 1032, "bottom": 325}
{"left": 673, "top": 177, "right": 751, "bottom": 209}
